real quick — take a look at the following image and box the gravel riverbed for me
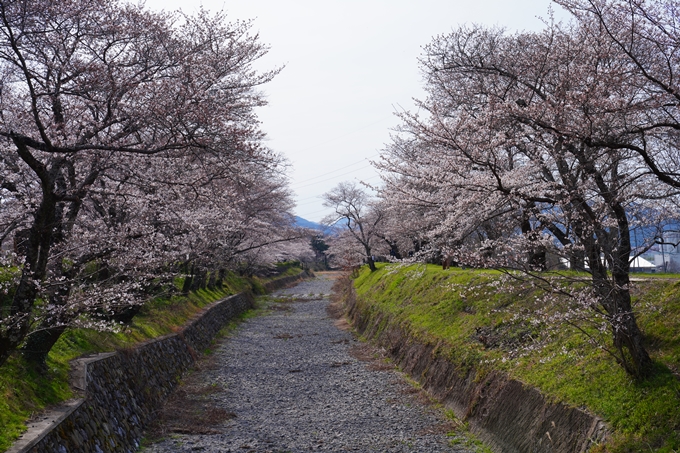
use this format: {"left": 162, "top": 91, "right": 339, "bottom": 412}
{"left": 141, "top": 273, "right": 478, "bottom": 453}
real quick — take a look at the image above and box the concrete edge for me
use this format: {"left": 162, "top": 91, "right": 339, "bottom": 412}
{"left": 6, "top": 399, "right": 85, "bottom": 453}
{"left": 263, "top": 269, "right": 314, "bottom": 292}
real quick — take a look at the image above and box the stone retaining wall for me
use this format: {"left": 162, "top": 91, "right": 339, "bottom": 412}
{"left": 343, "top": 279, "right": 608, "bottom": 453}
{"left": 263, "top": 269, "right": 313, "bottom": 293}
{"left": 8, "top": 291, "right": 255, "bottom": 453}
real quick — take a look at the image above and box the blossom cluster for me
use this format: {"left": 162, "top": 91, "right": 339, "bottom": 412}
{"left": 367, "top": 0, "right": 680, "bottom": 378}
{"left": 0, "top": 0, "right": 307, "bottom": 366}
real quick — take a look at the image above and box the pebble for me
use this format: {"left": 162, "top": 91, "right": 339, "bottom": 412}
{"left": 141, "top": 273, "right": 477, "bottom": 453}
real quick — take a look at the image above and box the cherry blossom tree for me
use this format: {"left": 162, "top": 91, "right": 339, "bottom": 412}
{"left": 322, "top": 182, "right": 383, "bottom": 272}
{"left": 555, "top": 0, "right": 680, "bottom": 189}
{"left": 17, "top": 146, "right": 298, "bottom": 364}
{"left": 0, "top": 0, "right": 286, "bottom": 367}
{"left": 377, "top": 17, "right": 680, "bottom": 377}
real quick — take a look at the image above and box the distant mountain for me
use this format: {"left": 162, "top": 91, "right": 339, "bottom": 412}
{"left": 294, "top": 216, "right": 327, "bottom": 232}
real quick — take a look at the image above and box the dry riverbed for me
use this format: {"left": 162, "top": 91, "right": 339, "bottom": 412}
{"left": 140, "top": 272, "right": 485, "bottom": 453}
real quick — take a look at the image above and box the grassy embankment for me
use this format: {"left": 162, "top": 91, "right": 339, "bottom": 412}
{"left": 352, "top": 263, "right": 680, "bottom": 452}
{"left": 0, "top": 263, "right": 305, "bottom": 452}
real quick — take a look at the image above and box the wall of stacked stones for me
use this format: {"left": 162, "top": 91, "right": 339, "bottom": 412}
{"left": 8, "top": 291, "right": 256, "bottom": 453}
{"left": 263, "top": 269, "right": 313, "bottom": 293}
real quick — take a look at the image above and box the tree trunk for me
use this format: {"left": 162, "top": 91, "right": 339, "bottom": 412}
{"left": 22, "top": 326, "right": 67, "bottom": 370}
{"left": 0, "top": 188, "right": 57, "bottom": 367}
{"left": 190, "top": 268, "right": 207, "bottom": 291}
{"left": 207, "top": 272, "right": 217, "bottom": 290}
{"left": 367, "top": 255, "right": 377, "bottom": 272}
{"left": 613, "top": 304, "right": 653, "bottom": 378}
{"left": 521, "top": 214, "right": 546, "bottom": 271}
{"left": 569, "top": 251, "right": 586, "bottom": 271}
{"left": 363, "top": 243, "right": 377, "bottom": 272}
{"left": 215, "top": 268, "right": 226, "bottom": 289}
{"left": 21, "top": 255, "right": 79, "bottom": 368}
{"left": 593, "top": 271, "right": 653, "bottom": 378}
{"left": 182, "top": 264, "right": 195, "bottom": 293}
{"left": 588, "top": 231, "right": 653, "bottom": 378}
{"left": 609, "top": 264, "right": 653, "bottom": 378}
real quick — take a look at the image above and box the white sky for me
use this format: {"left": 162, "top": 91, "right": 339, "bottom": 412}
{"left": 144, "top": 0, "right": 570, "bottom": 223}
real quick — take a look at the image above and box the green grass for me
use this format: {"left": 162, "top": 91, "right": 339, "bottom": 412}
{"left": 351, "top": 263, "right": 680, "bottom": 452}
{"left": 0, "top": 354, "right": 73, "bottom": 450}
{"left": 0, "top": 268, "right": 305, "bottom": 452}
{"left": 270, "top": 262, "right": 307, "bottom": 279}
{"left": 444, "top": 413, "right": 494, "bottom": 453}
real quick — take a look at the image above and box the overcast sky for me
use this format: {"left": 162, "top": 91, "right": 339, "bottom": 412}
{"left": 144, "top": 0, "right": 570, "bottom": 222}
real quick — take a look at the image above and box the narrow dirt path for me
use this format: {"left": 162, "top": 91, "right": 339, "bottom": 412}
{"left": 141, "top": 273, "right": 478, "bottom": 453}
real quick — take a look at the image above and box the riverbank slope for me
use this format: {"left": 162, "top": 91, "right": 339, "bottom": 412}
{"left": 336, "top": 264, "right": 680, "bottom": 452}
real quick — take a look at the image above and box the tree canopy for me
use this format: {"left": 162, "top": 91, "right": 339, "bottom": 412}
{"left": 0, "top": 0, "right": 297, "bottom": 367}
{"left": 374, "top": 0, "right": 680, "bottom": 378}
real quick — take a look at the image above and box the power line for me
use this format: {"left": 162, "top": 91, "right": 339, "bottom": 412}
{"left": 295, "top": 194, "right": 322, "bottom": 202}
{"left": 291, "top": 117, "right": 392, "bottom": 153}
{"left": 295, "top": 198, "right": 324, "bottom": 207}
{"left": 292, "top": 165, "right": 377, "bottom": 190}
{"left": 359, "top": 174, "right": 381, "bottom": 182}
{"left": 299, "top": 207, "right": 333, "bottom": 216}
{"left": 294, "top": 175, "right": 382, "bottom": 204}
{"left": 291, "top": 153, "right": 380, "bottom": 188}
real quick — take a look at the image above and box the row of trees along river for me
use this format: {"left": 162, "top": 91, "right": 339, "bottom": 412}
{"left": 320, "top": 0, "right": 680, "bottom": 381}
{"left": 0, "top": 0, "right": 310, "bottom": 370}
{"left": 2, "top": 0, "right": 680, "bottom": 383}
